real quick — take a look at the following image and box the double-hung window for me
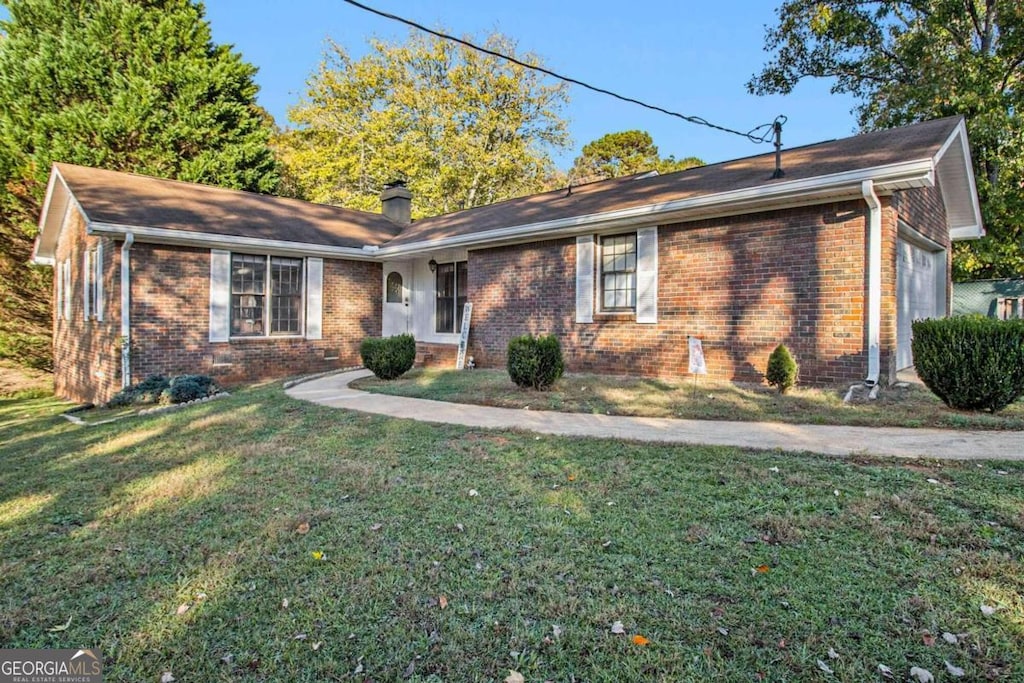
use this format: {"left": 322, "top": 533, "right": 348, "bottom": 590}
{"left": 435, "top": 261, "right": 467, "bottom": 334}
{"left": 600, "top": 234, "right": 637, "bottom": 311}
{"left": 230, "top": 254, "right": 304, "bottom": 336}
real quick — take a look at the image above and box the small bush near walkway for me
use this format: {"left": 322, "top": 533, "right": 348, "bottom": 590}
{"left": 360, "top": 333, "right": 416, "bottom": 380}
{"left": 508, "top": 333, "right": 564, "bottom": 390}
{"left": 765, "top": 344, "right": 798, "bottom": 394}
{"left": 912, "top": 316, "right": 1024, "bottom": 413}
{"left": 106, "top": 374, "right": 219, "bottom": 408}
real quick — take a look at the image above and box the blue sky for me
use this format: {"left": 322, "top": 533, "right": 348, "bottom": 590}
{"left": 203, "top": 0, "right": 861, "bottom": 169}
{"left": 2, "top": 1, "right": 862, "bottom": 170}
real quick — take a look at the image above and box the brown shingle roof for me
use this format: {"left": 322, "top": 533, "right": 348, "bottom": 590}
{"left": 55, "top": 163, "right": 402, "bottom": 249}
{"left": 383, "top": 116, "right": 964, "bottom": 248}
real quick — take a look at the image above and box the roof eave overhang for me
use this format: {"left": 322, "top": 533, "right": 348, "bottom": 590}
{"left": 32, "top": 166, "right": 81, "bottom": 264}
{"left": 934, "top": 118, "right": 985, "bottom": 241}
{"left": 88, "top": 221, "right": 380, "bottom": 260}
{"left": 373, "top": 159, "right": 938, "bottom": 257}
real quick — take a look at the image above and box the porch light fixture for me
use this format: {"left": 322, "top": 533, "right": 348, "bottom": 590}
{"left": 428, "top": 259, "right": 437, "bottom": 272}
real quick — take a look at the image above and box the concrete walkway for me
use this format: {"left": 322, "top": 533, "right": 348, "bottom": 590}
{"left": 286, "top": 370, "right": 1024, "bottom": 460}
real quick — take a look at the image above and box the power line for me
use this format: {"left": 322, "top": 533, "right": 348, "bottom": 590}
{"left": 340, "top": 0, "right": 783, "bottom": 144}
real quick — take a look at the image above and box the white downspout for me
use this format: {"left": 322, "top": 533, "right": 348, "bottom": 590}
{"left": 861, "top": 180, "right": 882, "bottom": 386}
{"left": 120, "top": 233, "right": 134, "bottom": 388}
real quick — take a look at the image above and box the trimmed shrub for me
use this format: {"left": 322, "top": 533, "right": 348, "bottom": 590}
{"left": 912, "top": 316, "right": 1024, "bottom": 413}
{"left": 765, "top": 344, "right": 798, "bottom": 394}
{"left": 360, "top": 334, "right": 416, "bottom": 380}
{"left": 162, "top": 374, "right": 219, "bottom": 404}
{"left": 106, "top": 374, "right": 169, "bottom": 407}
{"left": 507, "top": 334, "right": 564, "bottom": 390}
{"left": 106, "top": 373, "right": 219, "bottom": 408}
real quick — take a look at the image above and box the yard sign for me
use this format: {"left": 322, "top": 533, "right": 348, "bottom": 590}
{"left": 688, "top": 336, "right": 707, "bottom": 375}
{"left": 456, "top": 302, "right": 473, "bottom": 370}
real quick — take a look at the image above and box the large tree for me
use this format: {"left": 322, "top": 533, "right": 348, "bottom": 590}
{"left": 569, "top": 129, "right": 703, "bottom": 182}
{"left": 276, "top": 31, "right": 570, "bottom": 217}
{"left": 748, "top": 1, "right": 1024, "bottom": 280}
{"left": 0, "top": 0, "right": 279, "bottom": 369}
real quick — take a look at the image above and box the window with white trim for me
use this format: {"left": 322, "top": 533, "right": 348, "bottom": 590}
{"left": 230, "top": 254, "right": 304, "bottom": 336}
{"left": 600, "top": 233, "right": 637, "bottom": 311}
{"left": 435, "top": 261, "right": 467, "bottom": 334}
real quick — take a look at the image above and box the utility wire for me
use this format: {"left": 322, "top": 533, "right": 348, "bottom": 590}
{"left": 340, "top": 0, "right": 783, "bottom": 144}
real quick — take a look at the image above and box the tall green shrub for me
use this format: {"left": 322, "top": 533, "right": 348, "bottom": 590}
{"left": 912, "top": 316, "right": 1024, "bottom": 413}
{"left": 507, "top": 334, "right": 564, "bottom": 390}
{"left": 360, "top": 334, "right": 416, "bottom": 380}
{"left": 765, "top": 344, "right": 798, "bottom": 394}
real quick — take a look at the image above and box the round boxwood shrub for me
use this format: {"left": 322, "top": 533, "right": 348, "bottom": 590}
{"left": 765, "top": 344, "right": 798, "bottom": 394}
{"left": 106, "top": 374, "right": 170, "bottom": 407}
{"left": 912, "top": 316, "right": 1024, "bottom": 413}
{"left": 507, "top": 333, "right": 564, "bottom": 390}
{"left": 360, "top": 333, "right": 416, "bottom": 380}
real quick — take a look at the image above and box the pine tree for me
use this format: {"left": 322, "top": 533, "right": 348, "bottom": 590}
{"left": 0, "top": 0, "right": 280, "bottom": 369}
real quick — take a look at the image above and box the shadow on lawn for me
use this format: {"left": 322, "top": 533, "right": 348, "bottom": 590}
{"left": 1, "top": 385, "right": 1022, "bottom": 680}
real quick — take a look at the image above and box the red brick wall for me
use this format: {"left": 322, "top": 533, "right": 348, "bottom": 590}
{"left": 468, "top": 201, "right": 879, "bottom": 385}
{"left": 129, "top": 245, "right": 381, "bottom": 388}
{"left": 52, "top": 208, "right": 122, "bottom": 404}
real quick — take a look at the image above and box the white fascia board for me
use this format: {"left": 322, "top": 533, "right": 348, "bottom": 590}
{"left": 32, "top": 167, "right": 92, "bottom": 264}
{"left": 374, "top": 159, "right": 936, "bottom": 257}
{"left": 935, "top": 118, "right": 985, "bottom": 239}
{"left": 89, "top": 221, "right": 380, "bottom": 261}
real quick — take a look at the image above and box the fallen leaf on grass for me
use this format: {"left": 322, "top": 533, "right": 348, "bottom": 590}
{"left": 176, "top": 603, "right": 190, "bottom": 616}
{"left": 552, "top": 624, "right": 563, "bottom": 638}
{"left": 281, "top": 598, "right": 289, "bottom": 609}
{"left": 610, "top": 621, "right": 625, "bottom": 635}
{"left": 311, "top": 641, "right": 322, "bottom": 651}
{"left": 220, "top": 654, "right": 233, "bottom": 665}
{"left": 438, "top": 595, "right": 448, "bottom": 610}
{"left": 353, "top": 662, "right": 364, "bottom": 675}
{"left": 816, "top": 659, "right": 833, "bottom": 674}
{"left": 717, "top": 627, "right": 729, "bottom": 636}
{"left": 922, "top": 632, "right": 935, "bottom": 646}
{"left": 370, "top": 523, "right": 383, "bottom": 532}
{"left": 877, "top": 663, "right": 894, "bottom": 679}
{"left": 632, "top": 634, "right": 650, "bottom": 646}
{"left": 505, "top": 671, "right": 525, "bottom": 683}
{"left": 941, "top": 632, "right": 958, "bottom": 645}
{"left": 468, "top": 489, "right": 479, "bottom": 497}
{"left": 160, "top": 673, "right": 175, "bottom": 683}
{"left": 980, "top": 604, "right": 996, "bottom": 616}
{"left": 567, "top": 474, "right": 576, "bottom": 482}
{"left": 293, "top": 633, "right": 307, "bottom": 640}
{"left": 768, "top": 466, "right": 780, "bottom": 473}
{"left": 926, "top": 478, "right": 941, "bottom": 485}
{"left": 944, "top": 661, "right": 965, "bottom": 677}
{"left": 311, "top": 551, "right": 324, "bottom": 561}
{"left": 47, "top": 616, "right": 72, "bottom": 632}
{"left": 754, "top": 564, "right": 771, "bottom": 574}
{"left": 296, "top": 522, "right": 310, "bottom": 535}
{"left": 909, "top": 666, "right": 934, "bottom": 683}
{"left": 827, "top": 647, "right": 839, "bottom": 659}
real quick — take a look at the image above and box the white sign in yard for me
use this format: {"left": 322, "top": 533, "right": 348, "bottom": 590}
{"left": 688, "top": 336, "right": 707, "bottom": 375}
{"left": 456, "top": 302, "right": 473, "bottom": 370}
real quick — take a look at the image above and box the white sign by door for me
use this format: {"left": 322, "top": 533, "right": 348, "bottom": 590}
{"left": 456, "top": 302, "right": 473, "bottom": 369}
{"left": 688, "top": 336, "right": 707, "bottom": 375}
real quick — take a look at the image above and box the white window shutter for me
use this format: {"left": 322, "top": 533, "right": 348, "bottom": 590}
{"left": 63, "top": 260, "right": 71, "bottom": 320}
{"left": 305, "top": 257, "right": 323, "bottom": 340}
{"left": 575, "top": 236, "right": 594, "bottom": 323}
{"left": 94, "top": 242, "right": 105, "bottom": 321}
{"left": 209, "top": 250, "right": 231, "bottom": 342}
{"left": 82, "top": 250, "right": 91, "bottom": 320}
{"left": 636, "top": 227, "right": 658, "bottom": 324}
{"left": 55, "top": 258, "right": 64, "bottom": 320}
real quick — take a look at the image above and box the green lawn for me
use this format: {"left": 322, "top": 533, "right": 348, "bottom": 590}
{"left": 1, "top": 385, "right": 1022, "bottom": 681}
{"left": 353, "top": 368, "right": 1024, "bottom": 431}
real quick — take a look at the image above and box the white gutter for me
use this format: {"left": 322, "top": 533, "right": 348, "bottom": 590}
{"left": 373, "top": 158, "right": 936, "bottom": 257}
{"left": 89, "top": 221, "right": 380, "bottom": 261}
{"left": 862, "top": 180, "right": 882, "bottom": 386}
{"left": 120, "top": 233, "right": 134, "bottom": 389}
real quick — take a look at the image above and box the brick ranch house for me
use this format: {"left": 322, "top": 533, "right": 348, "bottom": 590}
{"left": 33, "top": 116, "right": 983, "bottom": 405}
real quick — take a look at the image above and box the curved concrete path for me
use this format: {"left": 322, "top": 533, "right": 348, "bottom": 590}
{"left": 286, "top": 370, "right": 1024, "bottom": 460}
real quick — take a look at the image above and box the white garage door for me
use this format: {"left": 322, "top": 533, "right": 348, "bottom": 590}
{"left": 896, "top": 238, "right": 943, "bottom": 370}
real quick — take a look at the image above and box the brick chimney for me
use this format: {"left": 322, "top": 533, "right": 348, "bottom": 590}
{"left": 381, "top": 180, "right": 412, "bottom": 225}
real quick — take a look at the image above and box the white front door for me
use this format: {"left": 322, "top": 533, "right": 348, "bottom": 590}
{"left": 382, "top": 263, "right": 412, "bottom": 336}
{"left": 896, "top": 238, "right": 943, "bottom": 370}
